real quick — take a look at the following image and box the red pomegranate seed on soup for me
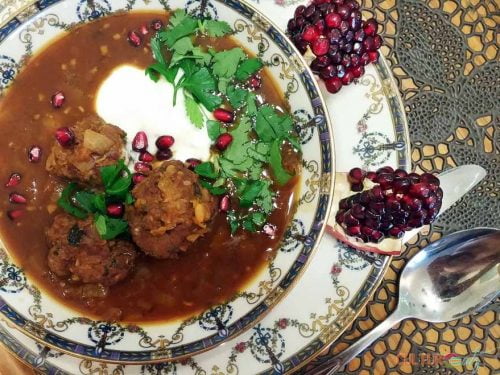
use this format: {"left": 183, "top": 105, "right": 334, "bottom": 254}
{"left": 28, "top": 145, "right": 42, "bottom": 163}
{"left": 134, "top": 162, "right": 152, "bottom": 173}
{"left": 249, "top": 75, "right": 262, "bottom": 90}
{"left": 132, "top": 173, "right": 146, "bottom": 185}
{"left": 7, "top": 209, "right": 24, "bottom": 220}
{"left": 139, "top": 151, "right": 154, "bottom": 163}
{"left": 132, "top": 131, "right": 148, "bottom": 152}
{"left": 107, "top": 203, "right": 124, "bottom": 217}
{"left": 185, "top": 158, "right": 202, "bottom": 171}
{"left": 213, "top": 108, "right": 234, "bottom": 123}
{"left": 155, "top": 135, "right": 175, "bottom": 150}
{"left": 156, "top": 149, "right": 173, "bottom": 161}
{"left": 150, "top": 19, "right": 163, "bottom": 31}
{"left": 5, "top": 173, "right": 21, "bottom": 187}
{"left": 55, "top": 127, "right": 75, "bottom": 147}
{"left": 216, "top": 133, "right": 233, "bottom": 151}
{"left": 263, "top": 223, "right": 277, "bottom": 237}
{"left": 219, "top": 195, "right": 230, "bottom": 212}
{"left": 127, "top": 30, "right": 142, "bottom": 47}
{"left": 9, "top": 192, "right": 27, "bottom": 204}
{"left": 51, "top": 91, "right": 65, "bottom": 109}
{"left": 139, "top": 24, "right": 149, "bottom": 35}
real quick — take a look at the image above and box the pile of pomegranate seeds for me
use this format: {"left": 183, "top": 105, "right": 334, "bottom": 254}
{"left": 336, "top": 166, "right": 443, "bottom": 243}
{"left": 287, "top": 0, "right": 382, "bottom": 93}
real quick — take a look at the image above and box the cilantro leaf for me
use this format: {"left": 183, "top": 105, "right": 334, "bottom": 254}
{"left": 255, "top": 105, "right": 293, "bottom": 142}
{"left": 239, "top": 180, "right": 266, "bottom": 208}
{"left": 171, "top": 36, "right": 194, "bottom": 55}
{"left": 250, "top": 211, "right": 266, "bottom": 227}
{"left": 255, "top": 180, "right": 274, "bottom": 213}
{"left": 227, "top": 210, "right": 240, "bottom": 234}
{"left": 160, "top": 16, "right": 199, "bottom": 48}
{"left": 107, "top": 174, "right": 132, "bottom": 199}
{"left": 100, "top": 160, "right": 126, "bottom": 189}
{"left": 203, "top": 20, "right": 233, "bottom": 37}
{"left": 212, "top": 48, "right": 246, "bottom": 79}
{"left": 270, "top": 138, "right": 293, "bottom": 185}
{"left": 195, "top": 162, "right": 219, "bottom": 179}
{"left": 246, "top": 92, "right": 258, "bottom": 117}
{"left": 181, "top": 67, "right": 222, "bottom": 111}
{"left": 227, "top": 85, "right": 248, "bottom": 109}
{"left": 207, "top": 120, "right": 224, "bottom": 141}
{"left": 146, "top": 62, "right": 179, "bottom": 84}
{"left": 200, "top": 179, "right": 227, "bottom": 195}
{"left": 150, "top": 35, "right": 167, "bottom": 67}
{"left": 169, "top": 9, "right": 188, "bottom": 27}
{"left": 235, "top": 58, "right": 263, "bottom": 81}
{"left": 57, "top": 183, "right": 88, "bottom": 219}
{"left": 74, "top": 191, "right": 97, "bottom": 213}
{"left": 184, "top": 92, "right": 204, "bottom": 129}
{"left": 94, "top": 214, "right": 128, "bottom": 240}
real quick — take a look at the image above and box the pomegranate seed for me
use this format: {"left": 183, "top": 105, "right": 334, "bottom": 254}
{"left": 335, "top": 209, "right": 346, "bottom": 224}
{"left": 139, "top": 24, "right": 149, "bottom": 35}
{"left": 435, "top": 187, "right": 444, "bottom": 199}
{"left": 294, "top": 5, "right": 306, "bottom": 17}
{"left": 393, "top": 177, "right": 410, "bottom": 193}
{"left": 132, "top": 131, "right": 148, "bottom": 152}
{"left": 344, "top": 212, "right": 359, "bottom": 227}
{"left": 388, "top": 226, "right": 404, "bottom": 238}
{"left": 156, "top": 149, "right": 173, "bottom": 161}
{"left": 302, "top": 25, "right": 320, "bottom": 43}
{"left": 325, "top": 77, "right": 342, "bottom": 93}
{"left": 420, "top": 173, "right": 440, "bottom": 187}
{"left": 341, "top": 71, "right": 354, "bottom": 85}
{"left": 369, "top": 201, "right": 386, "bottom": 214}
{"left": 351, "top": 182, "right": 364, "bottom": 192}
{"left": 339, "top": 198, "right": 350, "bottom": 210}
{"left": 287, "top": 19, "right": 298, "bottom": 32}
{"left": 139, "top": 151, "right": 154, "bottom": 163}
{"left": 364, "top": 18, "right": 378, "bottom": 36}
{"left": 360, "top": 52, "right": 370, "bottom": 66}
{"left": 150, "top": 19, "right": 163, "bottom": 31}
{"left": 107, "top": 203, "right": 124, "bottom": 218}
{"left": 51, "top": 91, "right": 65, "bottom": 109}
{"left": 409, "top": 183, "right": 432, "bottom": 198}
{"left": 337, "top": 5, "right": 350, "bottom": 19}
{"left": 350, "top": 204, "right": 365, "bottom": 219}
{"left": 366, "top": 171, "right": 377, "bottom": 181}
{"left": 376, "top": 173, "right": 394, "bottom": 189}
{"left": 55, "top": 127, "right": 74, "bottom": 147}
{"left": 325, "top": 12, "right": 341, "bottom": 28}
{"left": 365, "top": 209, "right": 380, "bottom": 221}
{"left": 219, "top": 195, "right": 230, "bottom": 212}
{"left": 263, "top": 223, "right": 277, "bottom": 237}
{"left": 314, "top": 19, "right": 326, "bottom": 34}
{"left": 351, "top": 66, "right": 365, "bottom": 78}
{"left": 402, "top": 195, "right": 422, "bottom": 211}
{"left": 216, "top": 133, "right": 233, "bottom": 151}
{"left": 377, "top": 166, "right": 395, "bottom": 174}
{"left": 320, "top": 65, "right": 337, "bottom": 79}
{"left": 213, "top": 108, "right": 234, "bottom": 123}
{"left": 9, "top": 192, "right": 27, "bottom": 204}
{"left": 363, "top": 36, "right": 375, "bottom": 52}
{"left": 5, "top": 173, "right": 21, "bottom": 188}
{"left": 369, "top": 185, "right": 384, "bottom": 201}
{"left": 127, "top": 30, "right": 142, "bottom": 47}
{"left": 7, "top": 209, "right": 24, "bottom": 220}
{"left": 312, "top": 37, "right": 330, "bottom": 56}
{"left": 373, "top": 35, "right": 382, "bottom": 49}
{"left": 134, "top": 162, "right": 152, "bottom": 173}
{"left": 185, "top": 158, "right": 201, "bottom": 171}
{"left": 394, "top": 169, "right": 408, "bottom": 178}
{"left": 303, "top": 4, "right": 316, "bottom": 19}
{"left": 385, "top": 195, "right": 401, "bottom": 212}
{"left": 348, "top": 168, "right": 366, "bottom": 184}
{"left": 132, "top": 173, "right": 146, "bottom": 184}
{"left": 156, "top": 135, "right": 175, "bottom": 150}
{"left": 407, "top": 172, "right": 421, "bottom": 183}
{"left": 346, "top": 226, "right": 361, "bottom": 236}
{"left": 28, "top": 145, "right": 42, "bottom": 163}
{"left": 368, "top": 51, "right": 380, "bottom": 63}
{"left": 249, "top": 75, "right": 262, "bottom": 90}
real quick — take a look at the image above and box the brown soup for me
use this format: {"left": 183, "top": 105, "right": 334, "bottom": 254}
{"left": 0, "top": 12, "right": 299, "bottom": 322}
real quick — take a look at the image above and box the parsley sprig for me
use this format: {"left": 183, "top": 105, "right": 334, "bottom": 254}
{"left": 57, "top": 160, "right": 133, "bottom": 240}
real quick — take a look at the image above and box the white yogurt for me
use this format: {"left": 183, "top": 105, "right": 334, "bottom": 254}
{"left": 95, "top": 64, "right": 212, "bottom": 164}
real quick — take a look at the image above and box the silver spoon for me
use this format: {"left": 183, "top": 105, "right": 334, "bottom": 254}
{"left": 308, "top": 227, "right": 500, "bottom": 375}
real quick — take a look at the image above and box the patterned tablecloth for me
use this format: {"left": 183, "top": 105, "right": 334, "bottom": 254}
{"left": 0, "top": 0, "right": 498, "bottom": 374}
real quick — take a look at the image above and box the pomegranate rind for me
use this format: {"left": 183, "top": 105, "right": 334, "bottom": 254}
{"left": 327, "top": 172, "right": 403, "bottom": 255}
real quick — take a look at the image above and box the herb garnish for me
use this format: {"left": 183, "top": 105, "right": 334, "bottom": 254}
{"left": 57, "top": 160, "right": 133, "bottom": 240}
{"left": 146, "top": 10, "right": 301, "bottom": 234}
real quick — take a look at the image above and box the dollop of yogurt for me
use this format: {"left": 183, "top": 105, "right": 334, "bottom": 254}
{"left": 95, "top": 64, "right": 211, "bottom": 164}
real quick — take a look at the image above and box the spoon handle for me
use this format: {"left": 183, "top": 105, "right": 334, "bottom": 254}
{"left": 308, "top": 309, "right": 406, "bottom": 375}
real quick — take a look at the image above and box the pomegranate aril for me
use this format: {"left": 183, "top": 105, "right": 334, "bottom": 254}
{"left": 139, "top": 24, "right": 149, "bottom": 35}
{"left": 420, "top": 173, "right": 440, "bottom": 187}
{"left": 366, "top": 171, "right": 377, "bottom": 181}
{"left": 351, "top": 182, "right": 364, "bottom": 192}
{"left": 314, "top": 19, "right": 326, "bottom": 34}
{"left": 363, "top": 36, "right": 375, "bottom": 52}
{"left": 337, "top": 64, "right": 346, "bottom": 78}
{"left": 348, "top": 167, "right": 366, "bottom": 184}
{"left": 216, "top": 133, "right": 233, "bottom": 151}
{"left": 394, "top": 169, "right": 408, "bottom": 178}
{"left": 385, "top": 195, "right": 401, "bottom": 212}
{"left": 107, "top": 203, "right": 124, "bottom": 218}
{"left": 295, "top": 16, "right": 306, "bottom": 29}
{"left": 350, "top": 204, "right": 365, "bottom": 219}
{"left": 388, "top": 226, "right": 405, "bottom": 238}
{"left": 325, "top": 77, "right": 343, "bottom": 93}
{"left": 339, "top": 20, "right": 350, "bottom": 34}
{"left": 249, "top": 75, "right": 262, "bottom": 89}
{"left": 9, "top": 192, "right": 27, "bottom": 204}
{"left": 365, "top": 209, "right": 380, "bottom": 221}
{"left": 402, "top": 195, "right": 422, "bottom": 211}
{"left": 127, "top": 30, "right": 142, "bottom": 47}
{"left": 341, "top": 71, "right": 354, "bottom": 85}
{"left": 132, "top": 131, "right": 148, "bottom": 152}
{"left": 409, "top": 182, "right": 432, "bottom": 198}
{"left": 7, "top": 209, "right": 24, "bottom": 220}
{"left": 185, "top": 158, "right": 201, "bottom": 171}
{"left": 349, "top": 16, "right": 361, "bottom": 31}
{"left": 339, "top": 198, "right": 350, "bottom": 210}
{"left": 364, "top": 18, "right": 378, "bottom": 36}
{"left": 435, "top": 187, "right": 444, "bottom": 199}
{"left": 370, "top": 230, "right": 384, "bottom": 243}
{"left": 287, "top": 19, "right": 298, "bottom": 32}
{"left": 373, "top": 35, "right": 382, "bottom": 49}
{"left": 51, "top": 91, "right": 65, "bottom": 108}
{"left": 377, "top": 166, "right": 394, "bottom": 174}
{"left": 342, "top": 54, "right": 352, "bottom": 68}
{"left": 139, "top": 151, "right": 154, "bottom": 163}
{"left": 311, "top": 56, "right": 331, "bottom": 72}
{"left": 369, "top": 201, "right": 385, "bottom": 214}
{"left": 337, "top": 5, "right": 350, "bottom": 19}
{"left": 368, "top": 51, "right": 379, "bottom": 63}
{"left": 213, "top": 108, "right": 234, "bottom": 123}
{"left": 294, "top": 5, "right": 306, "bottom": 17}
{"left": 55, "top": 127, "right": 74, "bottom": 147}
{"left": 150, "top": 19, "right": 163, "bottom": 31}
{"left": 393, "top": 177, "right": 411, "bottom": 193}
{"left": 407, "top": 217, "right": 424, "bottom": 228}
{"left": 344, "top": 212, "right": 360, "bottom": 227}
{"left": 135, "top": 162, "right": 152, "bottom": 173}
{"left": 423, "top": 194, "right": 438, "bottom": 209}
{"left": 369, "top": 185, "right": 384, "bottom": 201}
{"left": 5, "top": 173, "right": 21, "bottom": 188}
{"left": 156, "top": 135, "right": 175, "bottom": 150}
{"left": 364, "top": 218, "right": 381, "bottom": 230}
{"left": 304, "top": 4, "right": 316, "bottom": 19}
{"left": 219, "top": 195, "right": 230, "bottom": 212}
{"left": 156, "top": 149, "right": 173, "bottom": 161}
{"left": 328, "top": 29, "right": 342, "bottom": 44}
{"left": 320, "top": 65, "right": 337, "bottom": 79}
{"left": 132, "top": 173, "right": 146, "bottom": 185}
{"left": 335, "top": 209, "right": 346, "bottom": 224}
{"left": 346, "top": 225, "right": 361, "bottom": 236}
{"left": 312, "top": 37, "right": 330, "bottom": 56}
{"left": 302, "top": 25, "right": 320, "bottom": 43}
{"left": 346, "top": 0, "right": 360, "bottom": 10}
{"left": 28, "top": 145, "right": 42, "bottom": 163}
{"left": 360, "top": 52, "right": 370, "bottom": 66}
{"left": 325, "top": 12, "right": 342, "bottom": 28}
{"left": 351, "top": 66, "right": 365, "bottom": 78}
{"left": 376, "top": 173, "right": 394, "bottom": 189}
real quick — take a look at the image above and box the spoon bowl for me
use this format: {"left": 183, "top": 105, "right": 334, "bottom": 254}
{"left": 399, "top": 227, "right": 500, "bottom": 323}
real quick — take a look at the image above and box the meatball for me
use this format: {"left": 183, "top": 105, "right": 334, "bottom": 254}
{"left": 46, "top": 115, "right": 125, "bottom": 185}
{"left": 47, "top": 214, "right": 137, "bottom": 286}
{"left": 126, "top": 161, "right": 217, "bottom": 259}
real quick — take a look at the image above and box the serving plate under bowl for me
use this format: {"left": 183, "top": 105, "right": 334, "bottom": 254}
{"left": 0, "top": 0, "right": 335, "bottom": 364}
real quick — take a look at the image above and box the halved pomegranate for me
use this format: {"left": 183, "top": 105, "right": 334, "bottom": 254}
{"left": 327, "top": 167, "right": 443, "bottom": 255}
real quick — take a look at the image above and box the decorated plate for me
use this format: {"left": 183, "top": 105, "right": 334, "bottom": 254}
{"left": 0, "top": 0, "right": 335, "bottom": 363}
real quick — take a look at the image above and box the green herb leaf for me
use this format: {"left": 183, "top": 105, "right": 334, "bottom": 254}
{"left": 171, "top": 36, "right": 194, "bottom": 55}
{"left": 239, "top": 180, "right": 266, "bottom": 208}
{"left": 207, "top": 120, "right": 224, "bottom": 141}
{"left": 194, "top": 162, "right": 219, "bottom": 179}
{"left": 246, "top": 92, "right": 258, "bottom": 117}
{"left": 169, "top": 9, "right": 188, "bottom": 27}
{"left": 255, "top": 105, "right": 293, "bottom": 142}
{"left": 146, "top": 62, "right": 179, "bottom": 84}
{"left": 150, "top": 35, "right": 167, "bottom": 67}
{"left": 200, "top": 179, "right": 227, "bottom": 195}
{"left": 227, "top": 85, "right": 248, "bottom": 109}
{"left": 93, "top": 193, "right": 107, "bottom": 214}
{"left": 107, "top": 175, "right": 132, "bottom": 199}
{"left": 160, "top": 16, "right": 199, "bottom": 48}
{"left": 203, "top": 20, "right": 233, "bottom": 37}
{"left": 235, "top": 58, "right": 263, "bottom": 81}
{"left": 57, "top": 183, "right": 88, "bottom": 219}
{"left": 255, "top": 180, "right": 274, "bottom": 213}
{"left": 270, "top": 138, "right": 293, "bottom": 186}
{"left": 184, "top": 92, "right": 204, "bottom": 129}
{"left": 74, "top": 191, "right": 97, "bottom": 213}
{"left": 181, "top": 67, "right": 222, "bottom": 111}
{"left": 250, "top": 211, "right": 266, "bottom": 226}
{"left": 227, "top": 210, "right": 240, "bottom": 234}
{"left": 100, "top": 160, "right": 126, "bottom": 189}
{"left": 94, "top": 214, "right": 128, "bottom": 240}
{"left": 242, "top": 216, "right": 257, "bottom": 232}
{"left": 212, "top": 48, "right": 246, "bottom": 78}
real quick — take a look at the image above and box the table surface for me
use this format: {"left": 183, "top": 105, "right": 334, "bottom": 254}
{"left": 0, "top": 0, "right": 498, "bottom": 374}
